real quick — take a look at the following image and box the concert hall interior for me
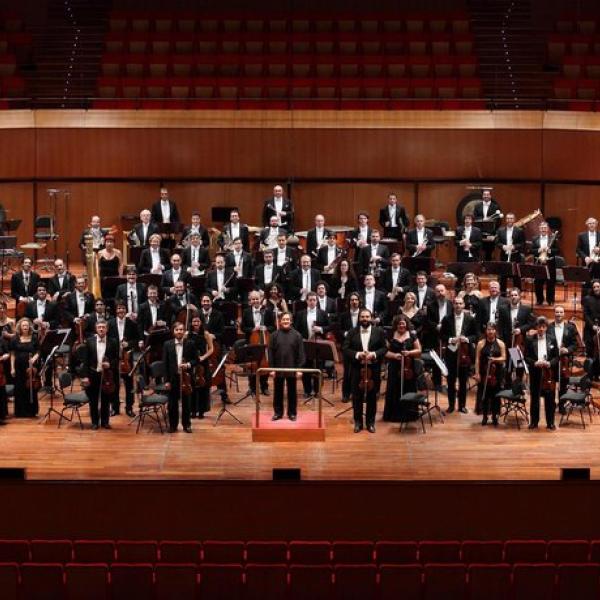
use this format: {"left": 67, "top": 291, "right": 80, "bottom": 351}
{"left": 3, "top": 0, "right": 600, "bottom": 597}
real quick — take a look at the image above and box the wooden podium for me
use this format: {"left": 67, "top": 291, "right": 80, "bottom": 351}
{"left": 252, "top": 368, "right": 326, "bottom": 442}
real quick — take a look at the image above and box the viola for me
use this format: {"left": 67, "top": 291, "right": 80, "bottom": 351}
{"left": 541, "top": 364, "right": 555, "bottom": 392}
{"left": 194, "top": 363, "right": 206, "bottom": 387}
{"left": 358, "top": 353, "right": 374, "bottom": 393}
{"left": 120, "top": 347, "right": 132, "bottom": 375}
{"left": 249, "top": 323, "right": 270, "bottom": 369}
{"left": 25, "top": 365, "right": 41, "bottom": 390}
{"left": 486, "top": 360, "right": 498, "bottom": 387}
{"left": 458, "top": 338, "right": 471, "bottom": 368}
{"left": 403, "top": 354, "right": 414, "bottom": 380}
{"left": 181, "top": 366, "right": 193, "bottom": 396}
{"left": 559, "top": 354, "right": 570, "bottom": 380}
{"left": 101, "top": 367, "right": 116, "bottom": 394}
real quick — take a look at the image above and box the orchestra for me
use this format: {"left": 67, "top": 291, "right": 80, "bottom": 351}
{"left": 4, "top": 186, "right": 600, "bottom": 439}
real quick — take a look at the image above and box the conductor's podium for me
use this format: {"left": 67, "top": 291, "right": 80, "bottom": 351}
{"left": 252, "top": 368, "right": 326, "bottom": 442}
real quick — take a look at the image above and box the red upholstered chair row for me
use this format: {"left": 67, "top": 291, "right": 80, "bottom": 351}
{"left": 0, "top": 561, "right": 599, "bottom": 600}
{"left": 548, "top": 33, "right": 600, "bottom": 60}
{"left": 0, "top": 539, "right": 596, "bottom": 565}
{"left": 108, "top": 10, "right": 471, "bottom": 35}
{"left": 555, "top": 15, "right": 600, "bottom": 35}
{"left": 101, "top": 53, "right": 478, "bottom": 79}
{"left": 553, "top": 77, "right": 600, "bottom": 99}
{"left": 105, "top": 31, "right": 475, "bottom": 56}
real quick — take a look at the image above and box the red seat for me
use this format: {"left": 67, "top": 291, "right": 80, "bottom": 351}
{"left": 110, "top": 563, "right": 154, "bottom": 600}
{"left": 332, "top": 541, "right": 374, "bottom": 564}
{"left": 246, "top": 541, "right": 287, "bottom": 563}
{"left": 200, "top": 564, "right": 244, "bottom": 599}
{"left": 289, "top": 564, "right": 333, "bottom": 600}
{"left": 504, "top": 540, "right": 547, "bottom": 563}
{"left": 20, "top": 563, "right": 64, "bottom": 600}
{"left": 557, "top": 563, "right": 600, "bottom": 600}
{"left": 468, "top": 563, "right": 512, "bottom": 600}
{"left": 202, "top": 541, "right": 245, "bottom": 564}
{"left": 461, "top": 541, "right": 503, "bottom": 564}
{"left": 379, "top": 564, "right": 422, "bottom": 600}
{"left": 512, "top": 563, "right": 556, "bottom": 600}
{"left": 73, "top": 540, "right": 115, "bottom": 564}
{"left": 155, "top": 563, "right": 198, "bottom": 600}
{"left": 375, "top": 541, "right": 418, "bottom": 564}
{"left": 423, "top": 564, "right": 466, "bottom": 600}
{"left": 333, "top": 564, "right": 377, "bottom": 599}
{"left": 548, "top": 540, "right": 589, "bottom": 563}
{"left": 289, "top": 541, "right": 331, "bottom": 564}
{"left": 116, "top": 541, "right": 158, "bottom": 563}
{"left": 245, "top": 563, "right": 288, "bottom": 600}
{"left": 0, "top": 563, "right": 18, "bottom": 600}
{"left": 30, "top": 540, "right": 72, "bottom": 564}
{"left": 159, "top": 541, "right": 201, "bottom": 564}
{"left": 419, "top": 541, "right": 461, "bottom": 563}
{"left": 0, "top": 540, "right": 29, "bottom": 562}
{"left": 64, "top": 563, "right": 109, "bottom": 600}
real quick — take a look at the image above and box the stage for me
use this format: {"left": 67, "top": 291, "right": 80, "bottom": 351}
{"left": 0, "top": 376, "right": 597, "bottom": 481}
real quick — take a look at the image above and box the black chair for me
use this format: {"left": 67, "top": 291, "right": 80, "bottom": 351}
{"left": 560, "top": 358, "right": 594, "bottom": 429}
{"left": 33, "top": 215, "right": 58, "bottom": 270}
{"left": 149, "top": 360, "right": 169, "bottom": 396}
{"left": 133, "top": 375, "right": 168, "bottom": 434}
{"left": 497, "top": 380, "right": 529, "bottom": 429}
{"left": 57, "top": 371, "right": 89, "bottom": 429}
{"left": 398, "top": 393, "right": 430, "bottom": 433}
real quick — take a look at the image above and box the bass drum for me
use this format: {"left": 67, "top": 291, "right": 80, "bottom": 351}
{"left": 455, "top": 191, "right": 500, "bottom": 224}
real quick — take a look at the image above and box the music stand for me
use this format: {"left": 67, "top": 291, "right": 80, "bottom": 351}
{"left": 138, "top": 273, "right": 162, "bottom": 288}
{"left": 39, "top": 328, "right": 71, "bottom": 422}
{"left": 446, "top": 261, "right": 482, "bottom": 286}
{"left": 401, "top": 256, "right": 435, "bottom": 274}
{"left": 158, "top": 222, "right": 184, "bottom": 251}
{"left": 303, "top": 339, "right": 335, "bottom": 407}
{"left": 562, "top": 266, "right": 590, "bottom": 306}
{"left": 233, "top": 343, "right": 266, "bottom": 406}
{"left": 481, "top": 261, "right": 514, "bottom": 280}
{"left": 517, "top": 263, "right": 549, "bottom": 306}
{"left": 188, "top": 275, "right": 207, "bottom": 297}
{"left": 0, "top": 235, "right": 17, "bottom": 290}
{"left": 235, "top": 277, "right": 256, "bottom": 302}
{"left": 101, "top": 276, "right": 126, "bottom": 301}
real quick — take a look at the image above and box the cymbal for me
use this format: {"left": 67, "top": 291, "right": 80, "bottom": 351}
{"left": 21, "top": 242, "right": 47, "bottom": 249}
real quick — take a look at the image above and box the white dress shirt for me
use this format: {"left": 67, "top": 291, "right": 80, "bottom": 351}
{"left": 127, "top": 284, "right": 138, "bottom": 313}
{"left": 360, "top": 326, "right": 371, "bottom": 353}
{"left": 302, "top": 269, "right": 311, "bottom": 291}
{"left": 96, "top": 336, "right": 106, "bottom": 372}
{"left": 263, "top": 263, "right": 273, "bottom": 284}
{"left": 307, "top": 308, "right": 317, "bottom": 335}
{"left": 364, "top": 288, "right": 375, "bottom": 312}
{"left": 216, "top": 269, "right": 225, "bottom": 291}
{"left": 554, "top": 322, "right": 564, "bottom": 348}
{"left": 160, "top": 200, "right": 171, "bottom": 223}
{"left": 388, "top": 205, "right": 397, "bottom": 227}
{"left": 175, "top": 340, "right": 183, "bottom": 367}
{"left": 117, "top": 317, "right": 125, "bottom": 342}
{"left": 489, "top": 297, "right": 498, "bottom": 323}
{"left": 537, "top": 335, "right": 548, "bottom": 362}
{"left": 151, "top": 248, "right": 161, "bottom": 270}
{"left": 77, "top": 292, "right": 86, "bottom": 317}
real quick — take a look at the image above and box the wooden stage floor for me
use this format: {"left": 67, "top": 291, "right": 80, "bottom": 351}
{"left": 1, "top": 375, "right": 598, "bottom": 481}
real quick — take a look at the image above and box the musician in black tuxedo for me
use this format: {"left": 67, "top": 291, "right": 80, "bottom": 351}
{"left": 137, "top": 234, "right": 171, "bottom": 275}
{"left": 530, "top": 221, "right": 560, "bottom": 306}
{"left": 24, "top": 284, "right": 59, "bottom": 330}
{"left": 78, "top": 215, "right": 106, "bottom": 254}
{"left": 85, "top": 298, "right": 109, "bottom": 336}
{"left": 525, "top": 317, "right": 559, "bottom": 429}
{"left": 479, "top": 280, "right": 509, "bottom": 332}
{"left": 47, "top": 258, "right": 75, "bottom": 301}
{"left": 339, "top": 293, "right": 362, "bottom": 401}
{"left": 128, "top": 209, "right": 159, "bottom": 248}
{"left": 81, "top": 321, "right": 119, "bottom": 430}
{"left": 206, "top": 255, "right": 237, "bottom": 302}
{"left": 306, "top": 214, "right": 332, "bottom": 257}
{"left": 262, "top": 184, "right": 294, "bottom": 231}
{"left": 379, "top": 192, "right": 409, "bottom": 239}
{"left": 406, "top": 214, "right": 435, "bottom": 258}
{"left": 495, "top": 212, "right": 526, "bottom": 293}
{"left": 288, "top": 255, "right": 320, "bottom": 301}
{"left": 182, "top": 233, "right": 210, "bottom": 273}
{"left": 115, "top": 268, "right": 147, "bottom": 319}
{"left": 255, "top": 249, "right": 281, "bottom": 291}
{"left": 107, "top": 302, "right": 139, "bottom": 417}
{"left": 225, "top": 238, "right": 254, "bottom": 278}
{"left": 64, "top": 276, "right": 95, "bottom": 324}
{"left": 360, "top": 274, "right": 387, "bottom": 325}
{"left": 473, "top": 189, "right": 502, "bottom": 261}
{"left": 576, "top": 217, "right": 600, "bottom": 269}
{"left": 358, "top": 229, "right": 390, "bottom": 276}
{"left": 315, "top": 282, "right": 337, "bottom": 315}
{"left": 166, "top": 280, "right": 199, "bottom": 325}
{"left": 162, "top": 321, "right": 197, "bottom": 433}
{"left": 241, "top": 291, "right": 276, "bottom": 396}
{"left": 218, "top": 209, "right": 250, "bottom": 252}
{"left": 160, "top": 253, "right": 190, "bottom": 296}
{"left": 455, "top": 214, "right": 483, "bottom": 263}
{"left": 499, "top": 287, "right": 535, "bottom": 349}
{"left": 260, "top": 216, "right": 287, "bottom": 249}
{"left": 293, "top": 292, "right": 330, "bottom": 397}
{"left": 342, "top": 308, "right": 388, "bottom": 433}
{"left": 548, "top": 304, "right": 579, "bottom": 411}
{"left": 350, "top": 212, "right": 372, "bottom": 249}
{"left": 273, "top": 233, "right": 296, "bottom": 272}
{"left": 440, "top": 296, "right": 479, "bottom": 413}
{"left": 410, "top": 271, "right": 436, "bottom": 311}
{"left": 380, "top": 253, "right": 412, "bottom": 298}
{"left": 150, "top": 187, "right": 181, "bottom": 224}
{"left": 10, "top": 257, "right": 40, "bottom": 302}
{"left": 199, "top": 294, "right": 225, "bottom": 338}
{"left": 137, "top": 285, "right": 168, "bottom": 338}
{"left": 316, "top": 233, "right": 342, "bottom": 271}
{"left": 180, "top": 211, "right": 210, "bottom": 248}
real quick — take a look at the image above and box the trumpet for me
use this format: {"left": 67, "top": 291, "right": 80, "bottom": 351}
{"left": 412, "top": 232, "right": 430, "bottom": 258}
{"left": 220, "top": 229, "right": 234, "bottom": 252}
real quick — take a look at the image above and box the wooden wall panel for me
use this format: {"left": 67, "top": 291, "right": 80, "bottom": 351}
{"left": 543, "top": 131, "right": 600, "bottom": 181}
{"left": 0, "top": 183, "right": 33, "bottom": 254}
{"left": 544, "top": 184, "right": 600, "bottom": 265}
{"left": 0, "top": 130, "right": 35, "bottom": 179}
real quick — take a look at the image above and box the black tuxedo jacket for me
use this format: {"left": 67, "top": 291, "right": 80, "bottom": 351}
{"left": 548, "top": 321, "right": 579, "bottom": 354}
{"left": 260, "top": 226, "right": 287, "bottom": 245}
{"left": 288, "top": 268, "right": 321, "bottom": 299}
{"left": 339, "top": 310, "right": 361, "bottom": 335}
{"left": 409, "top": 285, "right": 436, "bottom": 309}
{"left": 479, "top": 296, "right": 509, "bottom": 331}
{"left": 151, "top": 200, "right": 180, "bottom": 224}
{"left": 181, "top": 225, "right": 210, "bottom": 248}
{"left": 11, "top": 270, "right": 41, "bottom": 300}
{"left": 379, "top": 266, "right": 412, "bottom": 294}
{"left": 262, "top": 197, "right": 294, "bottom": 230}
{"left": 273, "top": 247, "right": 297, "bottom": 271}
{"left": 24, "top": 299, "right": 59, "bottom": 328}
{"left": 115, "top": 283, "right": 147, "bottom": 309}
{"left": 455, "top": 226, "right": 483, "bottom": 261}
{"left": 255, "top": 264, "right": 282, "bottom": 290}
{"left": 576, "top": 231, "right": 600, "bottom": 262}
{"left": 181, "top": 245, "right": 210, "bottom": 270}
{"left": 440, "top": 312, "right": 479, "bottom": 347}
{"left": 162, "top": 338, "right": 197, "bottom": 380}
{"left": 530, "top": 235, "right": 560, "bottom": 263}
{"left": 473, "top": 200, "right": 502, "bottom": 222}
{"left": 359, "top": 289, "right": 387, "bottom": 318}
{"left": 306, "top": 228, "right": 332, "bottom": 257}
{"left": 379, "top": 205, "right": 409, "bottom": 230}
{"left": 137, "top": 248, "right": 171, "bottom": 274}
{"left": 241, "top": 307, "right": 276, "bottom": 339}
{"left": 137, "top": 301, "right": 168, "bottom": 337}
{"left": 82, "top": 335, "right": 119, "bottom": 378}
{"left": 64, "top": 291, "right": 95, "bottom": 323}
{"left": 316, "top": 295, "right": 337, "bottom": 315}
{"left": 47, "top": 273, "right": 75, "bottom": 298}
{"left": 495, "top": 226, "right": 526, "bottom": 261}
{"left": 358, "top": 244, "right": 390, "bottom": 275}
{"left": 342, "top": 325, "right": 388, "bottom": 370}
{"left": 225, "top": 251, "right": 254, "bottom": 278}
{"left": 428, "top": 299, "right": 454, "bottom": 329}
{"left": 406, "top": 228, "right": 435, "bottom": 257}
{"left": 498, "top": 303, "right": 535, "bottom": 345}
{"left": 199, "top": 309, "right": 225, "bottom": 337}
{"left": 160, "top": 269, "right": 190, "bottom": 295}
{"left": 131, "top": 221, "right": 159, "bottom": 247}
{"left": 350, "top": 226, "right": 372, "bottom": 247}
{"left": 107, "top": 316, "right": 139, "bottom": 345}
{"left": 525, "top": 334, "right": 559, "bottom": 379}
{"left": 206, "top": 268, "right": 237, "bottom": 300}
{"left": 167, "top": 293, "right": 199, "bottom": 324}
{"left": 316, "top": 245, "right": 341, "bottom": 270}
{"left": 293, "top": 308, "right": 330, "bottom": 339}
{"left": 219, "top": 223, "right": 251, "bottom": 252}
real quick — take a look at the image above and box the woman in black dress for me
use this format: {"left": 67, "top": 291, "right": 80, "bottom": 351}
{"left": 262, "top": 284, "right": 288, "bottom": 321}
{"left": 329, "top": 259, "right": 358, "bottom": 301}
{"left": 474, "top": 322, "right": 506, "bottom": 426}
{"left": 187, "top": 315, "right": 214, "bottom": 419}
{"left": 10, "top": 318, "right": 40, "bottom": 418}
{"left": 98, "top": 235, "right": 122, "bottom": 300}
{"left": 383, "top": 314, "right": 422, "bottom": 422}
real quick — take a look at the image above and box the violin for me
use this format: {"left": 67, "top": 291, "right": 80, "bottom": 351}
{"left": 403, "top": 353, "right": 414, "bottom": 380}
{"left": 26, "top": 364, "right": 41, "bottom": 391}
{"left": 457, "top": 338, "right": 471, "bottom": 368}
{"left": 541, "top": 363, "right": 555, "bottom": 392}
{"left": 559, "top": 354, "right": 570, "bottom": 380}
{"left": 119, "top": 345, "right": 132, "bottom": 375}
{"left": 358, "top": 353, "right": 374, "bottom": 393}
{"left": 485, "top": 360, "right": 498, "bottom": 387}
{"left": 101, "top": 366, "right": 116, "bottom": 394}
{"left": 180, "top": 366, "right": 193, "bottom": 396}
{"left": 194, "top": 363, "right": 206, "bottom": 387}
{"left": 248, "top": 322, "right": 270, "bottom": 369}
